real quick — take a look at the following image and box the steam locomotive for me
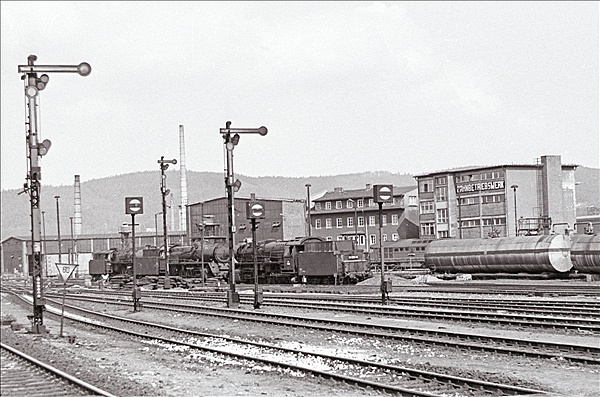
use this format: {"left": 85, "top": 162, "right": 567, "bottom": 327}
{"left": 370, "top": 232, "right": 600, "bottom": 275}
{"left": 89, "top": 236, "right": 371, "bottom": 284}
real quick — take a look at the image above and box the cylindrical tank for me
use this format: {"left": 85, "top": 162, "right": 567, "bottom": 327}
{"left": 570, "top": 233, "right": 600, "bottom": 273}
{"left": 425, "top": 235, "right": 572, "bottom": 273}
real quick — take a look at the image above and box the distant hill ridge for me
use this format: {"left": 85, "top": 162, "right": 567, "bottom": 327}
{"left": 2, "top": 167, "right": 598, "bottom": 240}
{"left": 1, "top": 170, "right": 416, "bottom": 240}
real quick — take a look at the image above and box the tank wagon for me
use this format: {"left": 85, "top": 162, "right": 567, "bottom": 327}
{"left": 235, "top": 236, "right": 371, "bottom": 284}
{"left": 570, "top": 233, "right": 600, "bottom": 273}
{"left": 424, "top": 234, "right": 573, "bottom": 274}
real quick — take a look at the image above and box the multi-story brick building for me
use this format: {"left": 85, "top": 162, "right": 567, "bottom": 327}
{"left": 309, "top": 184, "right": 419, "bottom": 249}
{"left": 414, "top": 155, "right": 578, "bottom": 239}
{"left": 187, "top": 196, "right": 306, "bottom": 244}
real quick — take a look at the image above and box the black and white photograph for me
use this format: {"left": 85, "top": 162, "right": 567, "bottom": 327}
{"left": 1, "top": 2, "right": 598, "bottom": 396}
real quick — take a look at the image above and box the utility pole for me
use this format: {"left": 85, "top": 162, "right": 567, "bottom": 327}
{"left": 511, "top": 185, "right": 519, "bottom": 237}
{"left": 18, "top": 55, "right": 90, "bottom": 333}
{"left": 220, "top": 121, "right": 267, "bottom": 308}
{"left": 305, "top": 183, "right": 312, "bottom": 236}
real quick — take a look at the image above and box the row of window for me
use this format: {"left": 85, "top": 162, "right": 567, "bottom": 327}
{"left": 420, "top": 217, "right": 507, "bottom": 236}
{"left": 420, "top": 194, "right": 506, "bottom": 214}
{"left": 315, "top": 214, "right": 399, "bottom": 229}
{"left": 419, "top": 171, "right": 505, "bottom": 193}
{"left": 327, "top": 233, "right": 400, "bottom": 245}
{"left": 315, "top": 196, "right": 417, "bottom": 210}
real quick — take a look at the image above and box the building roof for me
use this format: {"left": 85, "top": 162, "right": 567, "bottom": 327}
{"left": 314, "top": 185, "right": 417, "bottom": 202}
{"left": 189, "top": 196, "right": 305, "bottom": 206}
{"left": 413, "top": 162, "right": 578, "bottom": 178}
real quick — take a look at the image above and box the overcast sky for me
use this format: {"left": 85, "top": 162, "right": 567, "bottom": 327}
{"left": 1, "top": 2, "right": 598, "bottom": 191}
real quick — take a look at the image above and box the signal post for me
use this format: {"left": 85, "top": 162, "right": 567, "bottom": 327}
{"left": 246, "top": 198, "right": 265, "bottom": 309}
{"left": 126, "top": 197, "right": 144, "bottom": 312}
{"left": 220, "top": 122, "right": 267, "bottom": 308}
{"left": 373, "top": 185, "right": 393, "bottom": 305}
{"left": 158, "top": 156, "right": 177, "bottom": 288}
{"left": 18, "top": 55, "right": 91, "bottom": 333}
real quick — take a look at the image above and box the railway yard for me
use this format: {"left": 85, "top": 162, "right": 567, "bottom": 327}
{"left": 1, "top": 277, "right": 599, "bottom": 397}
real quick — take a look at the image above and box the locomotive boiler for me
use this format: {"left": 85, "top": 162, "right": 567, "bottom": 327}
{"left": 89, "top": 240, "right": 230, "bottom": 280}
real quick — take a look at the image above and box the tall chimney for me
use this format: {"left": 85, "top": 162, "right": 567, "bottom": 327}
{"left": 74, "top": 175, "right": 82, "bottom": 235}
{"left": 179, "top": 125, "right": 188, "bottom": 232}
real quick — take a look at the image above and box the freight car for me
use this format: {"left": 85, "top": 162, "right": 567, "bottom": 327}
{"left": 369, "top": 239, "right": 433, "bottom": 270}
{"left": 424, "top": 234, "right": 574, "bottom": 274}
{"left": 235, "top": 236, "right": 371, "bottom": 284}
{"left": 570, "top": 233, "right": 600, "bottom": 273}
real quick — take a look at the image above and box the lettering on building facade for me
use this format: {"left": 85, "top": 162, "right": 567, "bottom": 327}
{"left": 456, "top": 180, "right": 505, "bottom": 194}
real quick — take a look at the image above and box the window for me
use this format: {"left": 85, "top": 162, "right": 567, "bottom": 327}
{"left": 435, "top": 186, "right": 447, "bottom": 201}
{"left": 325, "top": 202, "right": 331, "bottom": 210}
{"left": 382, "top": 215, "right": 387, "bottom": 226}
{"left": 436, "top": 208, "right": 448, "bottom": 223}
{"left": 315, "top": 219, "right": 322, "bottom": 229}
{"left": 347, "top": 200, "right": 354, "bottom": 208}
{"left": 420, "top": 222, "right": 435, "bottom": 236}
{"left": 391, "top": 214, "right": 398, "bottom": 225}
{"left": 437, "top": 230, "right": 449, "bottom": 238}
{"left": 337, "top": 236, "right": 344, "bottom": 241}
{"left": 315, "top": 202, "right": 321, "bottom": 210}
{"left": 480, "top": 172, "right": 493, "bottom": 180}
{"left": 336, "top": 201, "right": 342, "bottom": 209}
{"left": 357, "top": 199, "right": 364, "bottom": 208}
{"left": 494, "top": 217, "right": 506, "bottom": 225}
{"left": 368, "top": 216, "right": 376, "bottom": 226}
{"left": 409, "top": 196, "right": 417, "bottom": 206}
{"left": 419, "top": 179, "right": 433, "bottom": 193}
{"left": 458, "top": 197, "right": 477, "bottom": 205}
{"left": 392, "top": 233, "right": 399, "bottom": 241}
{"left": 358, "top": 216, "right": 365, "bottom": 227}
{"left": 370, "top": 234, "right": 377, "bottom": 245}
{"left": 347, "top": 217, "right": 354, "bottom": 227}
{"left": 461, "top": 219, "right": 480, "bottom": 227}
{"left": 336, "top": 218, "right": 343, "bottom": 228}
{"left": 325, "top": 218, "right": 332, "bottom": 229}
{"left": 482, "top": 194, "right": 505, "bottom": 204}
{"left": 492, "top": 171, "right": 504, "bottom": 179}
{"left": 435, "top": 176, "right": 447, "bottom": 185}
{"left": 358, "top": 235, "right": 365, "bottom": 245}
{"left": 326, "top": 236, "right": 332, "bottom": 241}
{"left": 482, "top": 218, "right": 493, "bottom": 226}
{"left": 368, "top": 198, "right": 374, "bottom": 207}
{"left": 382, "top": 234, "right": 388, "bottom": 242}
{"left": 420, "top": 201, "right": 434, "bottom": 214}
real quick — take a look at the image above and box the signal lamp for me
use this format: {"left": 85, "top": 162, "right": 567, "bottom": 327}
{"left": 77, "top": 62, "right": 92, "bottom": 76}
{"left": 25, "top": 85, "right": 38, "bottom": 98}
{"left": 37, "top": 139, "right": 52, "bottom": 156}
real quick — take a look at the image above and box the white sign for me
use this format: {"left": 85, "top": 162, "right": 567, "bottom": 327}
{"left": 456, "top": 180, "right": 505, "bottom": 194}
{"left": 55, "top": 263, "right": 78, "bottom": 283}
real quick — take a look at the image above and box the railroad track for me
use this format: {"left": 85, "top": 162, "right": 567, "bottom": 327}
{"left": 1, "top": 342, "right": 116, "bottom": 397}
{"left": 57, "top": 288, "right": 600, "bottom": 332}
{"left": 7, "top": 292, "right": 548, "bottom": 397}
{"left": 38, "top": 290, "right": 600, "bottom": 365}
